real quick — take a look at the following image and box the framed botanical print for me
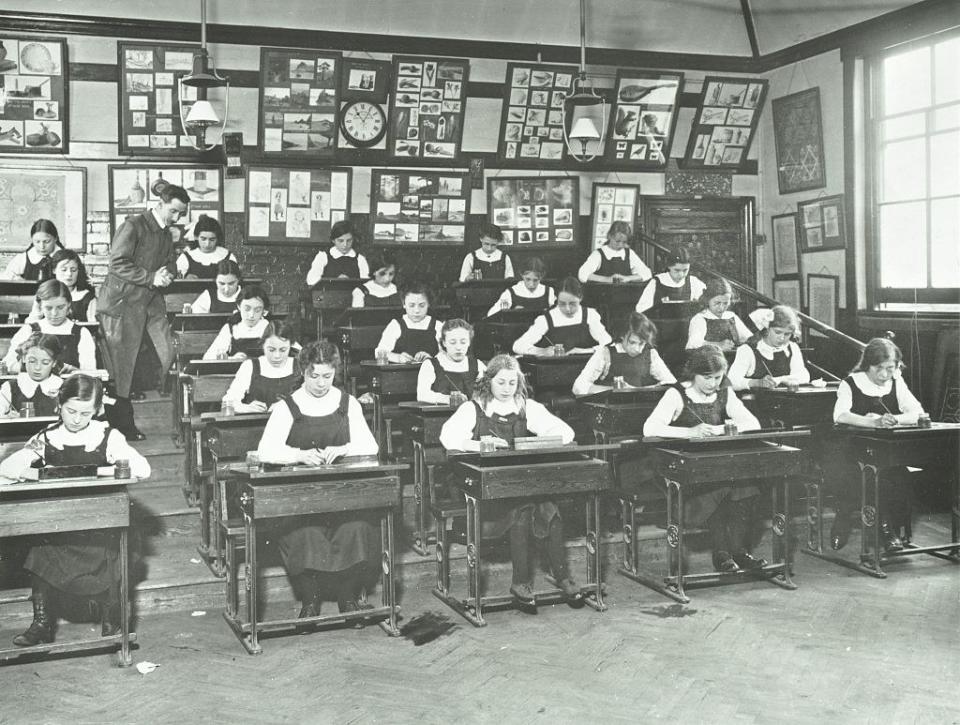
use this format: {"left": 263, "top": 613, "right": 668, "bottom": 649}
{"left": 771, "top": 212, "right": 800, "bottom": 276}
{"left": 487, "top": 176, "right": 579, "bottom": 249}
{"left": 498, "top": 62, "right": 577, "bottom": 163}
{"left": 807, "top": 273, "right": 839, "bottom": 336}
{"left": 0, "top": 34, "right": 69, "bottom": 154}
{"left": 773, "top": 276, "right": 803, "bottom": 310}
{"left": 682, "top": 76, "right": 768, "bottom": 169}
{"left": 772, "top": 88, "right": 826, "bottom": 195}
{"left": 590, "top": 183, "right": 640, "bottom": 249}
{"left": 369, "top": 170, "right": 470, "bottom": 247}
{"left": 245, "top": 166, "right": 351, "bottom": 246}
{"left": 0, "top": 166, "right": 85, "bottom": 251}
{"left": 797, "top": 194, "right": 846, "bottom": 252}
{"left": 604, "top": 69, "right": 684, "bottom": 168}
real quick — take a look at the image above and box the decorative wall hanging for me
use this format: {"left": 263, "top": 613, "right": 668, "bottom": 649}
{"left": 497, "top": 62, "right": 577, "bottom": 162}
{"left": 245, "top": 166, "right": 351, "bottom": 246}
{"left": 369, "top": 170, "right": 470, "bottom": 247}
{"left": 387, "top": 55, "right": 470, "bottom": 161}
{"left": 806, "top": 273, "right": 839, "bottom": 335}
{"left": 0, "top": 35, "right": 69, "bottom": 154}
{"left": 772, "top": 276, "right": 802, "bottom": 310}
{"left": 590, "top": 183, "right": 639, "bottom": 249}
{"left": 797, "top": 194, "right": 846, "bottom": 252}
{"left": 340, "top": 57, "right": 390, "bottom": 103}
{"left": 771, "top": 212, "right": 800, "bottom": 276}
{"left": 487, "top": 176, "right": 579, "bottom": 249}
{"left": 604, "top": 69, "right": 683, "bottom": 167}
{"left": 258, "top": 47, "right": 342, "bottom": 157}
{"left": 682, "top": 76, "right": 768, "bottom": 170}
{"left": 118, "top": 42, "right": 202, "bottom": 157}
{"left": 772, "top": 87, "right": 826, "bottom": 195}
{"left": 108, "top": 165, "right": 223, "bottom": 242}
{"left": 0, "top": 166, "right": 85, "bottom": 251}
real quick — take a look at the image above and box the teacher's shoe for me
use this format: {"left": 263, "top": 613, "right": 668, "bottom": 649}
{"left": 830, "top": 513, "right": 852, "bottom": 551}
{"left": 125, "top": 426, "right": 146, "bottom": 441}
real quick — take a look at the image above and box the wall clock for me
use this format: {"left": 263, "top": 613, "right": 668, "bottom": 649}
{"left": 340, "top": 100, "right": 387, "bottom": 148}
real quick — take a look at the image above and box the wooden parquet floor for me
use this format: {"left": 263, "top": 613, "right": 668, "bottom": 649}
{"left": 2, "top": 533, "right": 959, "bottom": 725}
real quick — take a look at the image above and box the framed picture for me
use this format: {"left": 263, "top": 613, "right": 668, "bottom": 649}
{"left": 487, "top": 176, "right": 579, "bottom": 249}
{"left": 340, "top": 57, "right": 390, "bottom": 103}
{"left": 0, "top": 34, "right": 69, "bottom": 154}
{"left": 369, "top": 170, "right": 470, "bottom": 247}
{"left": 590, "top": 183, "right": 639, "bottom": 249}
{"left": 772, "top": 88, "right": 826, "bottom": 195}
{"left": 387, "top": 55, "right": 470, "bottom": 162}
{"left": 258, "top": 47, "right": 342, "bottom": 157}
{"left": 772, "top": 276, "right": 803, "bottom": 310}
{"left": 807, "top": 273, "right": 839, "bottom": 337}
{"left": 117, "top": 42, "right": 202, "bottom": 157}
{"left": 797, "top": 194, "right": 846, "bottom": 252}
{"left": 604, "top": 69, "right": 684, "bottom": 168}
{"left": 108, "top": 165, "right": 223, "bottom": 243}
{"left": 245, "top": 166, "right": 351, "bottom": 246}
{"left": 771, "top": 212, "right": 800, "bottom": 276}
{"left": 0, "top": 166, "right": 85, "bottom": 251}
{"left": 497, "top": 62, "right": 578, "bottom": 163}
{"left": 682, "top": 76, "right": 768, "bottom": 170}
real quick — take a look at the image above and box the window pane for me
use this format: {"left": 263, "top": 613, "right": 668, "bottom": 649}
{"left": 884, "top": 46, "right": 931, "bottom": 116}
{"left": 934, "top": 103, "right": 960, "bottom": 132}
{"left": 934, "top": 36, "right": 960, "bottom": 105}
{"left": 882, "top": 112, "right": 925, "bottom": 141}
{"left": 930, "top": 131, "right": 960, "bottom": 196}
{"left": 879, "top": 202, "right": 926, "bottom": 287}
{"left": 882, "top": 137, "right": 926, "bottom": 201}
{"left": 931, "top": 197, "right": 960, "bottom": 287}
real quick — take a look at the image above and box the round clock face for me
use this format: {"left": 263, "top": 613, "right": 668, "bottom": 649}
{"left": 340, "top": 101, "right": 387, "bottom": 148}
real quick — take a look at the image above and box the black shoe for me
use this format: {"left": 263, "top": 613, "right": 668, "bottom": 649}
{"left": 830, "top": 514, "right": 852, "bottom": 551}
{"left": 124, "top": 427, "right": 146, "bottom": 442}
{"left": 298, "top": 600, "right": 320, "bottom": 618}
{"left": 100, "top": 602, "right": 121, "bottom": 637}
{"left": 128, "top": 391, "right": 147, "bottom": 401}
{"left": 509, "top": 582, "right": 536, "bottom": 605}
{"left": 880, "top": 522, "right": 903, "bottom": 553}
{"left": 712, "top": 550, "right": 741, "bottom": 573}
{"left": 13, "top": 581, "right": 54, "bottom": 647}
{"left": 732, "top": 551, "right": 767, "bottom": 571}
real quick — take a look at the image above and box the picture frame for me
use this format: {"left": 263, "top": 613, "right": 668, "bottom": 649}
{"left": 0, "top": 165, "right": 85, "bottom": 252}
{"left": 772, "top": 276, "right": 803, "bottom": 310}
{"left": 369, "top": 170, "right": 470, "bottom": 247}
{"left": 486, "top": 176, "right": 579, "bottom": 249}
{"left": 604, "top": 69, "right": 684, "bottom": 168}
{"left": 0, "top": 34, "right": 70, "bottom": 154}
{"left": 590, "top": 183, "right": 640, "bottom": 249}
{"left": 682, "top": 75, "right": 768, "bottom": 170}
{"left": 244, "top": 165, "right": 351, "bottom": 246}
{"left": 258, "top": 47, "right": 342, "bottom": 158}
{"left": 497, "top": 62, "right": 578, "bottom": 163}
{"left": 108, "top": 165, "right": 223, "bottom": 243}
{"left": 771, "top": 212, "right": 800, "bottom": 276}
{"left": 806, "top": 273, "right": 839, "bottom": 337}
{"left": 797, "top": 194, "right": 846, "bottom": 252}
{"left": 340, "top": 57, "right": 390, "bottom": 103}
{"left": 772, "top": 87, "right": 826, "bottom": 195}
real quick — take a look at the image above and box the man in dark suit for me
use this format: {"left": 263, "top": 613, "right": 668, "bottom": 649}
{"left": 97, "top": 184, "right": 189, "bottom": 439}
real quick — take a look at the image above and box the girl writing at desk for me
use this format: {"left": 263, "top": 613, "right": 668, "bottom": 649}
{"left": 351, "top": 251, "right": 399, "bottom": 308}
{"left": 0, "top": 374, "right": 150, "bottom": 646}
{"left": 440, "top": 354, "right": 581, "bottom": 605}
{"left": 374, "top": 282, "right": 443, "bottom": 363}
{"left": 577, "top": 221, "right": 651, "bottom": 285}
{"left": 685, "top": 277, "right": 752, "bottom": 352}
{"left": 417, "top": 318, "right": 486, "bottom": 405}
{"left": 512, "top": 277, "right": 610, "bottom": 357}
{"left": 305, "top": 220, "right": 369, "bottom": 286}
{"left": 0, "top": 333, "right": 63, "bottom": 417}
{"left": 175, "top": 215, "right": 237, "bottom": 280}
{"left": 485, "top": 257, "right": 555, "bottom": 317}
{"left": 256, "top": 340, "right": 380, "bottom": 617}
{"left": 203, "top": 285, "right": 271, "bottom": 360}
{"left": 635, "top": 248, "right": 705, "bottom": 315}
{"left": 458, "top": 222, "right": 515, "bottom": 282}
{"left": 25, "top": 249, "right": 97, "bottom": 323}
{"left": 728, "top": 305, "right": 810, "bottom": 391}
{"left": 188, "top": 260, "right": 243, "bottom": 314}
{"left": 1, "top": 219, "right": 65, "bottom": 281}
{"left": 643, "top": 344, "right": 766, "bottom": 573}
{"left": 223, "top": 321, "right": 302, "bottom": 414}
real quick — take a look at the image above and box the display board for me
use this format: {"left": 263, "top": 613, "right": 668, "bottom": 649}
{"left": 487, "top": 176, "right": 579, "bottom": 249}
{"left": 0, "top": 34, "right": 69, "bottom": 154}
{"left": 244, "top": 166, "right": 351, "bottom": 246}
{"left": 604, "top": 69, "right": 683, "bottom": 167}
{"left": 0, "top": 166, "right": 85, "bottom": 251}
{"left": 682, "top": 76, "right": 768, "bottom": 169}
{"left": 497, "top": 62, "right": 577, "bottom": 163}
{"left": 370, "top": 170, "right": 469, "bottom": 247}
{"left": 387, "top": 55, "right": 470, "bottom": 161}
{"left": 590, "top": 183, "right": 640, "bottom": 249}
{"left": 258, "top": 47, "right": 342, "bottom": 157}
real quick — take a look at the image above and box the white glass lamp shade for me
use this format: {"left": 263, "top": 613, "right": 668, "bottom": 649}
{"left": 569, "top": 115, "right": 601, "bottom": 141}
{"left": 185, "top": 100, "right": 220, "bottom": 127}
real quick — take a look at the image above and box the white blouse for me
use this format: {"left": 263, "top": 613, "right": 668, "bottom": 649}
{"left": 577, "top": 246, "right": 651, "bottom": 283}
{"left": 643, "top": 383, "right": 760, "bottom": 438}
{"left": 376, "top": 316, "right": 444, "bottom": 362}
{"left": 439, "top": 397, "right": 574, "bottom": 452}
{"left": 306, "top": 249, "right": 369, "bottom": 286}
{"left": 458, "top": 248, "right": 515, "bottom": 282}
{"left": 203, "top": 318, "right": 270, "bottom": 360}
{"left": 833, "top": 371, "right": 924, "bottom": 425}
{"left": 727, "top": 340, "right": 810, "bottom": 391}
{"left": 0, "top": 373, "right": 63, "bottom": 417}
{"left": 2, "top": 319, "right": 97, "bottom": 371}
{"left": 485, "top": 282, "right": 556, "bottom": 318}
{"left": 176, "top": 247, "right": 236, "bottom": 277}
{"left": 26, "top": 287, "right": 97, "bottom": 323}
{"left": 685, "top": 309, "right": 753, "bottom": 349}
{"left": 224, "top": 356, "right": 298, "bottom": 411}
{"left": 571, "top": 343, "right": 676, "bottom": 396}
{"left": 416, "top": 353, "right": 487, "bottom": 404}
{"left": 512, "top": 307, "right": 611, "bottom": 355}
{"left": 635, "top": 272, "right": 706, "bottom": 313}
{"left": 351, "top": 280, "right": 399, "bottom": 308}
{"left": 1, "top": 248, "right": 52, "bottom": 281}
{"left": 190, "top": 287, "right": 241, "bottom": 314}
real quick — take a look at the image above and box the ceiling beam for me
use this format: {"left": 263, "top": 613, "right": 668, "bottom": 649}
{"left": 739, "top": 0, "right": 762, "bottom": 60}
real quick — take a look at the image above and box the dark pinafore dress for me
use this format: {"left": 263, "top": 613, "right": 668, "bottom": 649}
{"left": 535, "top": 308, "right": 596, "bottom": 350}
{"left": 595, "top": 249, "right": 633, "bottom": 277}
{"left": 508, "top": 286, "right": 551, "bottom": 311}
{"left": 322, "top": 253, "right": 361, "bottom": 279}
{"left": 276, "top": 391, "right": 379, "bottom": 575}
{"left": 182, "top": 250, "right": 223, "bottom": 279}
{"left": 10, "top": 378, "right": 59, "bottom": 416}
{"left": 20, "top": 251, "right": 56, "bottom": 282}
{"left": 472, "top": 251, "right": 506, "bottom": 280}
{"left": 227, "top": 323, "right": 266, "bottom": 358}
{"left": 30, "top": 321, "right": 82, "bottom": 369}
{"left": 668, "top": 383, "right": 757, "bottom": 526}
{"left": 357, "top": 284, "right": 400, "bottom": 308}
{"left": 243, "top": 358, "right": 301, "bottom": 405}
{"left": 470, "top": 401, "right": 560, "bottom": 539}
{"left": 745, "top": 342, "right": 793, "bottom": 380}
{"left": 394, "top": 316, "right": 439, "bottom": 357}
{"left": 648, "top": 275, "right": 694, "bottom": 319}
{"left": 208, "top": 291, "right": 239, "bottom": 314}
{"left": 597, "top": 344, "right": 655, "bottom": 387}
{"left": 71, "top": 289, "right": 95, "bottom": 321}
{"left": 24, "top": 425, "right": 120, "bottom": 596}
{"left": 700, "top": 313, "right": 739, "bottom": 349}
{"left": 429, "top": 356, "right": 479, "bottom": 397}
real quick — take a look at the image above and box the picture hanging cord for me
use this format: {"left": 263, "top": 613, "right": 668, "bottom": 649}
{"left": 785, "top": 59, "right": 812, "bottom": 95}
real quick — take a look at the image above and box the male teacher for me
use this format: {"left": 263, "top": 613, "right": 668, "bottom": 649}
{"left": 97, "top": 183, "right": 189, "bottom": 439}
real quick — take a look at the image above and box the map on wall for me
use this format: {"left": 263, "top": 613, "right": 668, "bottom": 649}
{"left": 497, "top": 62, "right": 577, "bottom": 163}
{"left": 0, "top": 35, "right": 69, "bottom": 154}
{"left": 245, "top": 166, "right": 351, "bottom": 246}
{"left": 370, "top": 170, "right": 469, "bottom": 247}
{"left": 487, "top": 176, "right": 579, "bottom": 249}
{"left": 604, "top": 69, "right": 684, "bottom": 168}
{"left": 682, "top": 76, "right": 768, "bottom": 170}
{"left": 258, "top": 47, "right": 342, "bottom": 157}
{"left": 0, "top": 166, "right": 85, "bottom": 252}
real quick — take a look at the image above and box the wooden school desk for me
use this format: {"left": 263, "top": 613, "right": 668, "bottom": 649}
{"left": 163, "top": 278, "right": 263, "bottom": 314}
{"left": 359, "top": 360, "right": 420, "bottom": 458}
{"left": 0, "top": 280, "right": 39, "bottom": 327}
{"left": 177, "top": 365, "right": 237, "bottom": 504}
{"left": 750, "top": 382, "right": 840, "bottom": 429}
{"left": 434, "top": 444, "right": 615, "bottom": 627}
{"left": 473, "top": 308, "right": 539, "bottom": 359}
{"left": 621, "top": 430, "right": 809, "bottom": 604}
{"left": 453, "top": 279, "right": 509, "bottom": 321}
{"left": 582, "top": 281, "right": 643, "bottom": 327}
{"left": 804, "top": 423, "right": 960, "bottom": 577}
{"left": 221, "top": 456, "right": 405, "bottom": 654}
{"left": 520, "top": 353, "right": 592, "bottom": 439}
{"left": 0, "top": 415, "right": 60, "bottom": 444}
{"left": 311, "top": 277, "right": 358, "bottom": 339}
{"left": 173, "top": 358, "right": 242, "bottom": 449}
{"left": 0, "top": 476, "right": 137, "bottom": 667}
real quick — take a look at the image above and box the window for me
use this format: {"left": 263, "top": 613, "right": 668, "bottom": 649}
{"left": 868, "top": 30, "right": 960, "bottom": 309}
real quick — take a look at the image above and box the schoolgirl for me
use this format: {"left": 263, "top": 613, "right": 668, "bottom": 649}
{"left": 512, "top": 276, "right": 611, "bottom": 356}
{"left": 202, "top": 285, "right": 271, "bottom": 360}
{"left": 375, "top": 282, "right": 444, "bottom": 363}
{"left": 417, "top": 318, "right": 487, "bottom": 405}
{"left": 176, "top": 215, "right": 237, "bottom": 279}
{"left": 458, "top": 222, "right": 515, "bottom": 281}
{"left": 685, "top": 277, "right": 752, "bottom": 352}
{"left": 25, "top": 249, "right": 97, "bottom": 323}
{"left": 635, "top": 248, "right": 705, "bottom": 315}
{"left": 576, "top": 221, "right": 651, "bottom": 285}
{"left": 189, "top": 259, "right": 243, "bottom": 314}
{"left": 351, "top": 251, "right": 400, "bottom": 308}
{"left": 485, "top": 257, "right": 556, "bottom": 317}
{"left": 1, "top": 219, "right": 65, "bottom": 281}
{"left": 306, "top": 220, "right": 369, "bottom": 286}
{"left": 0, "top": 333, "right": 63, "bottom": 417}
{"left": 223, "top": 321, "right": 302, "bottom": 413}
{"left": 728, "top": 305, "right": 811, "bottom": 391}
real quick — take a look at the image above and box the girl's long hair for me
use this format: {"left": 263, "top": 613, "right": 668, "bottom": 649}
{"left": 472, "top": 354, "right": 528, "bottom": 408}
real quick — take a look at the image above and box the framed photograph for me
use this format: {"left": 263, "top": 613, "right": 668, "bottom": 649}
{"left": 604, "top": 69, "right": 684, "bottom": 168}
{"left": 108, "top": 165, "right": 223, "bottom": 243}
{"left": 258, "top": 47, "right": 342, "bottom": 158}
{"left": 340, "top": 57, "right": 390, "bottom": 103}
{"left": 771, "top": 212, "right": 800, "bottom": 276}
{"left": 369, "top": 170, "right": 470, "bottom": 247}
{"left": 797, "top": 194, "right": 846, "bottom": 252}
{"left": 807, "top": 273, "right": 839, "bottom": 337}
{"left": 682, "top": 76, "right": 768, "bottom": 170}
{"left": 245, "top": 166, "right": 351, "bottom": 246}
{"left": 772, "top": 88, "right": 826, "bottom": 195}
{"left": 591, "top": 183, "right": 639, "bottom": 249}
{"left": 0, "top": 34, "right": 70, "bottom": 154}
{"left": 0, "top": 166, "right": 85, "bottom": 251}
{"left": 497, "top": 62, "right": 578, "bottom": 163}
{"left": 772, "top": 276, "right": 803, "bottom": 310}
{"left": 487, "top": 176, "right": 579, "bottom": 249}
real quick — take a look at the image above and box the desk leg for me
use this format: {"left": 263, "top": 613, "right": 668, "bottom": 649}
{"left": 466, "top": 495, "right": 484, "bottom": 625}
{"left": 953, "top": 470, "right": 960, "bottom": 561}
{"left": 378, "top": 510, "right": 400, "bottom": 636}
{"left": 620, "top": 496, "right": 637, "bottom": 576}
{"left": 804, "top": 475, "right": 823, "bottom": 554}
{"left": 372, "top": 394, "right": 384, "bottom": 455}
{"left": 858, "top": 463, "right": 886, "bottom": 578}
{"left": 242, "top": 513, "right": 262, "bottom": 654}
{"left": 118, "top": 527, "right": 132, "bottom": 667}
{"left": 671, "top": 480, "right": 688, "bottom": 603}
{"left": 583, "top": 493, "right": 606, "bottom": 611}
{"left": 435, "top": 506, "right": 450, "bottom": 596}
{"left": 770, "top": 478, "right": 796, "bottom": 590}
{"left": 412, "top": 442, "right": 429, "bottom": 556}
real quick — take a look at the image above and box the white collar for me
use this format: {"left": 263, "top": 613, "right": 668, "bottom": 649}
{"left": 851, "top": 370, "right": 898, "bottom": 394}
{"left": 25, "top": 247, "right": 49, "bottom": 264}
{"left": 756, "top": 339, "right": 787, "bottom": 357}
{"left": 402, "top": 315, "right": 432, "bottom": 328}
{"left": 483, "top": 398, "right": 521, "bottom": 416}
{"left": 701, "top": 309, "right": 729, "bottom": 320}
{"left": 15, "top": 372, "right": 63, "bottom": 397}
{"left": 232, "top": 318, "right": 269, "bottom": 336}
{"left": 602, "top": 246, "right": 627, "bottom": 260}
{"left": 513, "top": 282, "right": 543, "bottom": 297}
{"left": 151, "top": 207, "right": 168, "bottom": 230}
{"left": 613, "top": 342, "right": 645, "bottom": 354}
{"left": 365, "top": 280, "right": 397, "bottom": 296}
{"left": 475, "top": 248, "right": 501, "bottom": 260}
{"left": 43, "top": 419, "right": 110, "bottom": 451}
{"left": 329, "top": 248, "right": 356, "bottom": 259}
{"left": 189, "top": 247, "right": 228, "bottom": 261}
{"left": 656, "top": 272, "right": 685, "bottom": 287}
{"left": 216, "top": 288, "right": 241, "bottom": 302}
{"left": 36, "top": 318, "right": 76, "bottom": 332}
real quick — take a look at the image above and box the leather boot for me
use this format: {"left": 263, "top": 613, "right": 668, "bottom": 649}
{"left": 708, "top": 500, "right": 739, "bottom": 573}
{"left": 98, "top": 588, "right": 122, "bottom": 637}
{"left": 13, "top": 578, "right": 55, "bottom": 647}
{"left": 297, "top": 572, "right": 322, "bottom": 619}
